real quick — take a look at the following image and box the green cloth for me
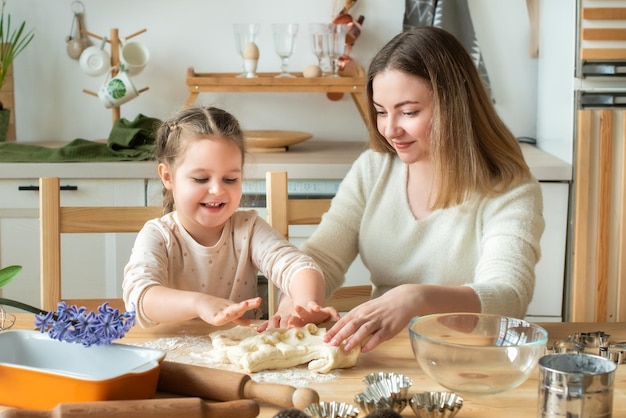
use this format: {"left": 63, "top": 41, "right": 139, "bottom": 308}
{"left": 0, "top": 114, "right": 161, "bottom": 162}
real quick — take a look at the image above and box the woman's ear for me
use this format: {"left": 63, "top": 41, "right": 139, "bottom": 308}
{"left": 158, "top": 163, "right": 174, "bottom": 190}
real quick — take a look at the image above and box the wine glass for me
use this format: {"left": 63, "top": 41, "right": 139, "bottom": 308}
{"left": 309, "top": 23, "right": 330, "bottom": 76}
{"left": 326, "top": 23, "right": 349, "bottom": 77}
{"left": 233, "top": 23, "right": 260, "bottom": 78}
{"left": 272, "top": 23, "right": 299, "bottom": 78}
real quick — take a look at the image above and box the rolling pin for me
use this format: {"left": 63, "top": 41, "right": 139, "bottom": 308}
{"left": 158, "top": 361, "right": 319, "bottom": 410}
{"left": 0, "top": 398, "right": 259, "bottom": 418}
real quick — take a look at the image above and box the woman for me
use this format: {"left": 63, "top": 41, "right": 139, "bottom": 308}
{"left": 270, "top": 26, "right": 544, "bottom": 353}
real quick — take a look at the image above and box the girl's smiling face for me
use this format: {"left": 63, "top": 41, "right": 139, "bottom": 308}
{"left": 372, "top": 69, "right": 434, "bottom": 165}
{"left": 159, "top": 136, "right": 243, "bottom": 246}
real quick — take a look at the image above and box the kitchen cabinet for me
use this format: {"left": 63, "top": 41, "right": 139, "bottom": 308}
{"left": 528, "top": 182, "right": 569, "bottom": 322}
{"left": 0, "top": 179, "right": 146, "bottom": 310}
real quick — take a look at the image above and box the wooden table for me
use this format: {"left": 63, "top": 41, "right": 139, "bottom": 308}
{"left": 4, "top": 314, "right": 626, "bottom": 417}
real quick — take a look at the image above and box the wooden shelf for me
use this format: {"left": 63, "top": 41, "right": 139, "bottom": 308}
{"left": 184, "top": 66, "right": 368, "bottom": 125}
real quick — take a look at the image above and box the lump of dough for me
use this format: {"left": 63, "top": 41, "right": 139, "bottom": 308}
{"left": 209, "top": 323, "right": 360, "bottom": 374}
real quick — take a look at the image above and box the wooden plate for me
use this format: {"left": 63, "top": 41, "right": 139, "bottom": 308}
{"left": 244, "top": 130, "right": 313, "bottom": 152}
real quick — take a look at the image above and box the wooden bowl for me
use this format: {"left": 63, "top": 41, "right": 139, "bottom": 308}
{"left": 244, "top": 130, "right": 312, "bottom": 152}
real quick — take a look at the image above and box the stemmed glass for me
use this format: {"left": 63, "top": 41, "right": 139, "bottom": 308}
{"left": 326, "top": 23, "right": 349, "bottom": 77}
{"left": 233, "top": 23, "right": 260, "bottom": 78}
{"left": 272, "top": 23, "right": 299, "bottom": 78}
{"left": 309, "top": 23, "right": 330, "bottom": 76}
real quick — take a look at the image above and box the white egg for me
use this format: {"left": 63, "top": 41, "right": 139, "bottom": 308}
{"left": 243, "top": 42, "right": 259, "bottom": 60}
{"left": 303, "top": 65, "right": 322, "bottom": 78}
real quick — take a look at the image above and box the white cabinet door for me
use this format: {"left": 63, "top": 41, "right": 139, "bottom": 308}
{"left": 0, "top": 179, "right": 146, "bottom": 311}
{"left": 525, "top": 182, "right": 569, "bottom": 322}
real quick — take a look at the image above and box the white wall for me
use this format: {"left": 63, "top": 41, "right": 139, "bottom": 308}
{"left": 6, "top": 0, "right": 537, "bottom": 145}
{"left": 536, "top": 0, "right": 577, "bottom": 164}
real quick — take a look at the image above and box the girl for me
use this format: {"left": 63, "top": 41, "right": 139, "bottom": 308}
{"left": 123, "top": 106, "right": 338, "bottom": 328}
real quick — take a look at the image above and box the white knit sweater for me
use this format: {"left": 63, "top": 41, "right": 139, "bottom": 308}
{"left": 301, "top": 149, "right": 545, "bottom": 318}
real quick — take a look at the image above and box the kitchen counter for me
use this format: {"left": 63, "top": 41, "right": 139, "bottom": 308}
{"left": 3, "top": 314, "right": 624, "bottom": 417}
{"left": 0, "top": 141, "right": 571, "bottom": 181}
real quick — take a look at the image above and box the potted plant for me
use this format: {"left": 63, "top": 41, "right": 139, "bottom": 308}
{"left": 0, "top": 0, "right": 34, "bottom": 141}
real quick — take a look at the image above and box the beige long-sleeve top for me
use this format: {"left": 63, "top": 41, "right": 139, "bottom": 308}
{"left": 301, "top": 150, "right": 545, "bottom": 318}
{"left": 123, "top": 210, "right": 321, "bottom": 327}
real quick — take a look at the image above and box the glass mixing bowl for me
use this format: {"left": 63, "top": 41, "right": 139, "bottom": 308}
{"left": 408, "top": 313, "right": 548, "bottom": 395}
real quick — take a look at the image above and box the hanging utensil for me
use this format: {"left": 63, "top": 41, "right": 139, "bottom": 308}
{"left": 337, "top": 0, "right": 358, "bottom": 17}
{"left": 66, "top": 1, "right": 91, "bottom": 60}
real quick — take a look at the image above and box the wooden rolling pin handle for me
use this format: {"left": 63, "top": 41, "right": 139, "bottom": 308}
{"left": 293, "top": 388, "right": 320, "bottom": 410}
{"left": 0, "top": 398, "right": 259, "bottom": 418}
{"left": 243, "top": 382, "right": 319, "bottom": 410}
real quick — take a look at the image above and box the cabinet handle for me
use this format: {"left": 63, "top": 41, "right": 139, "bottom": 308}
{"left": 18, "top": 185, "right": 79, "bottom": 191}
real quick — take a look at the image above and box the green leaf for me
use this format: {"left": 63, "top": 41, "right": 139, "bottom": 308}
{"left": 0, "top": 1, "right": 35, "bottom": 90}
{"left": 0, "top": 265, "right": 22, "bottom": 288}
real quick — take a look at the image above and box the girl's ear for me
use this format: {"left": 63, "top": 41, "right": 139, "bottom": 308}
{"left": 158, "top": 163, "right": 174, "bottom": 190}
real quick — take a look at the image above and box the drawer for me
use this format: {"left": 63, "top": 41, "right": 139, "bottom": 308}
{"left": 0, "top": 179, "right": 146, "bottom": 209}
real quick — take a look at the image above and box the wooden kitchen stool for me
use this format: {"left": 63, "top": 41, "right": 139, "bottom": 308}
{"left": 39, "top": 177, "right": 161, "bottom": 312}
{"left": 265, "top": 171, "right": 372, "bottom": 316}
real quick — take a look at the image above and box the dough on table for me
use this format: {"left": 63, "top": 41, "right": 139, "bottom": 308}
{"left": 208, "top": 323, "right": 360, "bottom": 373}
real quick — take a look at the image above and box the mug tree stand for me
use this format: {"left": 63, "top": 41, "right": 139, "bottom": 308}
{"left": 81, "top": 28, "right": 149, "bottom": 124}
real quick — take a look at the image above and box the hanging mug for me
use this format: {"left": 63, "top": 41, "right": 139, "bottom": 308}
{"left": 97, "top": 68, "right": 139, "bottom": 108}
{"left": 120, "top": 41, "right": 150, "bottom": 76}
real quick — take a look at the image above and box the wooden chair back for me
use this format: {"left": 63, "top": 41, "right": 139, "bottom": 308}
{"left": 265, "top": 171, "right": 371, "bottom": 316}
{"left": 39, "top": 177, "right": 161, "bottom": 312}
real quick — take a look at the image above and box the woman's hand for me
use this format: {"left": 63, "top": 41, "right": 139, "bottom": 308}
{"left": 323, "top": 284, "right": 481, "bottom": 352}
{"left": 196, "top": 296, "right": 262, "bottom": 326}
{"left": 323, "top": 285, "right": 418, "bottom": 352}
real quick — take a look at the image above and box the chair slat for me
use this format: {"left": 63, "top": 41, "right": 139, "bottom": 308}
{"left": 39, "top": 177, "right": 161, "bottom": 312}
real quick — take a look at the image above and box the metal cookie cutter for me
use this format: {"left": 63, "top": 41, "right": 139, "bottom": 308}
{"left": 549, "top": 331, "right": 626, "bottom": 364}
{"left": 602, "top": 342, "right": 626, "bottom": 364}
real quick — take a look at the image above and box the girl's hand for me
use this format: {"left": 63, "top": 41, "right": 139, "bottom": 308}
{"left": 197, "top": 296, "right": 262, "bottom": 326}
{"left": 259, "top": 296, "right": 294, "bottom": 331}
{"left": 291, "top": 302, "right": 339, "bottom": 327}
{"left": 258, "top": 297, "right": 339, "bottom": 331}
{"left": 323, "top": 286, "right": 416, "bottom": 353}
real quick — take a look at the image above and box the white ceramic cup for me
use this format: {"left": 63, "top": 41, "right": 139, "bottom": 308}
{"left": 79, "top": 42, "right": 110, "bottom": 77}
{"left": 97, "top": 69, "right": 139, "bottom": 108}
{"left": 120, "top": 42, "right": 150, "bottom": 76}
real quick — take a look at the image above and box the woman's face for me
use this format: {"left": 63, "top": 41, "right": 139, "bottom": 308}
{"left": 159, "top": 136, "right": 243, "bottom": 246}
{"left": 372, "top": 69, "right": 434, "bottom": 165}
